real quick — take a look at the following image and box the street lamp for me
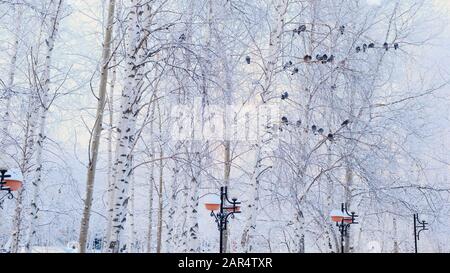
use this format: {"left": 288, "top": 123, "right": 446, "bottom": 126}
{"left": 204, "top": 186, "right": 241, "bottom": 253}
{"left": 330, "top": 203, "right": 358, "bottom": 253}
{"left": 413, "top": 213, "right": 428, "bottom": 253}
{"left": 0, "top": 167, "right": 23, "bottom": 202}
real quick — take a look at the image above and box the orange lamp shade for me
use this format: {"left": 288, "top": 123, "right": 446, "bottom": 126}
{"left": 331, "top": 215, "right": 344, "bottom": 222}
{"left": 4, "top": 179, "right": 22, "bottom": 191}
{"left": 225, "top": 206, "right": 241, "bottom": 212}
{"left": 205, "top": 203, "right": 220, "bottom": 211}
{"left": 330, "top": 209, "right": 348, "bottom": 223}
{"left": 343, "top": 217, "right": 353, "bottom": 224}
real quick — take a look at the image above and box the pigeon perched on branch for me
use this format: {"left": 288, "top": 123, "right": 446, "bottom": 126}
{"left": 341, "top": 119, "right": 350, "bottom": 126}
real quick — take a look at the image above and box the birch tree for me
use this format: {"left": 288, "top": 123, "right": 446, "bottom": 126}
{"left": 241, "top": 0, "right": 290, "bottom": 253}
{"left": 79, "top": 0, "right": 116, "bottom": 253}
{"left": 25, "top": 0, "right": 64, "bottom": 252}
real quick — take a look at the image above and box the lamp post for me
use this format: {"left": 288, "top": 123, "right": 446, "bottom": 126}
{"left": 204, "top": 186, "right": 241, "bottom": 253}
{"left": 0, "top": 168, "right": 23, "bottom": 202}
{"left": 330, "top": 203, "right": 358, "bottom": 253}
{"left": 413, "top": 213, "right": 428, "bottom": 253}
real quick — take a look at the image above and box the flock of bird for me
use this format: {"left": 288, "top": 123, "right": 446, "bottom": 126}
{"left": 279, "top": 89, "right": 351, "bottom": 141}
{"left": 243, "top": 24, "right": 400, "bottom": 78}
{"left": 240, "top": 24, "right": 397, "bottom": 142}
{"left": 279, "top": 93, "right": 351, "bottom": 143}
{"left": 278, "top": 115, "right": 350, "bottom": 142}
{"left": 356, "top": 42, "right": 399, "bottom": 53}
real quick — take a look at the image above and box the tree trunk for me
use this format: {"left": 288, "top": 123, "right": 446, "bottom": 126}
{"left": 107, "top": 1, "right": 149, "bottom": 252}
{"left": 241, "top": 0, "right": 288, "bottom": 252}
{"left": 104, "top": 7, "right": 120, "bottom": 250}
{"left": 156, "top": 103, "right": 164, "bottom": 253}
{"left": 0, "top": 4, "right": 22, "bottom": 249}
{"left": 79, "top": 0, "right": 116, "bottom": 253}
{"left": 146, "top": 106, "right": 156, "bottom": 252}
{"left": 25, "top": 0, "right": 63, "bottom": 252}
{"left": 344, "top": 165, "right": 353, "bottom": 253}
{"left": 156, "top": 148, "right": 164, "bottom": 253}
{"left": 222, "top": 140, "right": 231, "bottom": 252}
{"left": 0, "top": 4, "right": 22, "bottom": 147}
{"left": 146, "top": 108, "right": 155, "bottom": 253}
{"left": 392, "top": 216, "right": 399, "bottom": 253}
{"left": 10, "top": 93, "right": 39, "bottom": 252}
{"left": 241, "top": 150, "right": 262, "bottom": 253}
{"left": 165, "top": 156, "right": 180, "bottom": 253}
{"left": 127, "top": 164, "right": 137, "bottom": 252}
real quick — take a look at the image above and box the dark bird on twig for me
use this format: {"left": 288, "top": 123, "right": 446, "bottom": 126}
{"left": 297, "top": 24, "right": 307, "bottom": 34}
{"left": 321, "top": 54, "right": 328, "bottom": 64}
{"left": 363, "top": 44, "right": 367, "bottom": 52}
{"left": 339, "top": 25, "right": 345, "bottom": 35}
{"left": 383, "top": 42, "right": 389, "bottom": 51}
{"left": 327, "top": 55, "right": 334, "bottom": 63}
{"left": 341, "top": 119, "right": 350, "bottom": 126}
{"left": 316, "top": 54, "right": 323, "bottom": 61}
{"left": 311, "top": 125, "right": 317, "bottom": 133}
{"left": 327, "top": 133, "right": 334, "bottom": 141}
{"left": 283, "top": 61, "right": 293, "bottom": 70}
{"left": 356, "top": 46, "right": 361, "bottom": 53}
{"left": 281, "top": 92, "right": 289, "bottom": 100}
{"left": 179, "top": 33, "right": 186, "bottom": 41}
{"left": 245, "top": 56, "right": 251, "bottom": 64}
{"left": 304, "top": 55, "right": 312, "bottom": 62}
{"left": 394, "top": 43, "right": 399, "bottom": 50}
{"left": 281, "top": 116, "right": 288, "bottom": 124}
{"left": 292, "top": 68, "right": 299, "bottom": 75}
{"left": 318, "top": 128, "right": 324, "bottom": 135}
{"left": 368, "top": 43, "right": 375, "bottom": 48}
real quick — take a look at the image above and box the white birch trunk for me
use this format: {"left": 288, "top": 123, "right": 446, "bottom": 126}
{"left": 241, "top": 0, "right": 289, "bottom": 253}
{"left": 104, "top": 6, "right": 120, "bottom": 249}
{"left": 187, "top": 152, "right": 201, "bottom": 253}
{"left": 146, "top": 108, "right": 155, "bottom": 253}
{"left": 9, "top": 92, "right": 40, "bottom": 252}
{"left": 180, "top": 173, "right": 189, "bottom": 252}
{"left": 0, "top": 5, "right": 22, "bottom": 248}
{"left": 79, "top": 0, "right": 116, "bottom": 253}
{"left": 107, "top": 0, "right": 150, "bottom": 252}
{"left": 146, "top": 163, "right": 155, "bottom": 252}
{"left": 126, "top": 163, "right": 136, "bottom": 252}
{"left": 292, "top": 211, "right": 305, "bottom": 253}
{"left": 156, "top": 103, "right": 164, "bottom": 253}
{"left": 156, "top": 148, "right": 164, "bottom": 253}
{"left": 1, "top": 5, "right": 22, "bottom": 147}
{"left": 25, "top": 0, "right": 63, "bottom": 252}
{"left": 165, "top": 156, "right": 179, "bottom": 253}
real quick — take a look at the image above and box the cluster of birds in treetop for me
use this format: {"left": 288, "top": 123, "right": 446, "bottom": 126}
{"left": 244, "top": 24, "right": 400, "bottom": 76}
{"left": 243, "top": 24, "right": 396, "bottom": 141}
{"left": 279, "top": 91, "right": 350, "bottom": 142}
{"left": 356, "top": 42, "right": 399, "bottom": 53}
{"left": 279, "top": 114, "right": 350, "bottom": 142}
